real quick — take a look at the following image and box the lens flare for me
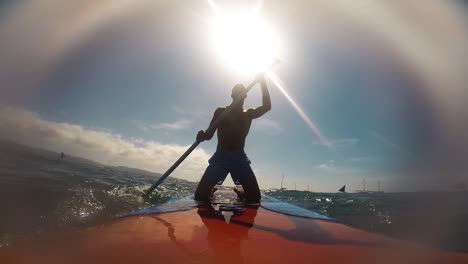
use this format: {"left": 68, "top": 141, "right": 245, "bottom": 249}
{"left": 266, "top": 70, "right": 331, "bottom": 147}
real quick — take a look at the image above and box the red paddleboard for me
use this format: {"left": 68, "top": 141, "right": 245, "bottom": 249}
{"left": 1, "top": 187, "right": 467, "bottom": 264}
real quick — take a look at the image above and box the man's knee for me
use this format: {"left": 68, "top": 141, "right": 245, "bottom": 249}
{"left": 194, "top": 185, "right": 210, "bottom": 201}
{"left": 194, "top": 176, "right": 218, "bottom": 201}
{"left": 242, "top": 179, "right": 261, "bottom": 202}
{"left": 245, "top": 188, "right": 261, "bottom": 203}
{"left": 194, "top": 189, "right": 204, "bottom": 201}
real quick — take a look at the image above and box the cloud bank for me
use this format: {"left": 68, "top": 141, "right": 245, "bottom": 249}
{"left": 0, "top": 105, "right": 210, "bottom": 182}
{"left": 133, "top": 119, "right": 193, "bottom": 132}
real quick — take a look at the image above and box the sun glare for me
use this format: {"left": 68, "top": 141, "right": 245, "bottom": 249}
{"left": 207, "top": 1, "right": 329, "bottom": 147}
{"left": 212, "top": 10, "right": 278, "bottom": 74}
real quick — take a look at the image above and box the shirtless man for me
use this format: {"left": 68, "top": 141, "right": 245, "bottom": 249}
{"left": 194, "top": 74, "right": 271, "bottom": 203}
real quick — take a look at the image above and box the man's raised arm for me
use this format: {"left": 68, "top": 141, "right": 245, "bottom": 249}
{"left": 247, "top": 74, "right": 271, "bottom": 119}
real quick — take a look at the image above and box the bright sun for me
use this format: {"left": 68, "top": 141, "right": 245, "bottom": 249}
{"left": 211, "top": 9, "right": 278, "bottom": 75}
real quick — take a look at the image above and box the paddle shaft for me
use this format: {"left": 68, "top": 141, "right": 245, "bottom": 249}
{"left": 144, "top": 78, "right": 260, "bottom": 196}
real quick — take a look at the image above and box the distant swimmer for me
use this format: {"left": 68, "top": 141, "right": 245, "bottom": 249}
{"left": 194, "top": 74, "right": 271, "bottom": 203}
{"left": 56, "top": 152, "right": 66, "bottom": 163}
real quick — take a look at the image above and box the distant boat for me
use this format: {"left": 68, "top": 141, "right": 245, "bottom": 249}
{"left": 338, "top": 185, "right": 345, "bottom": 193}
{"left": 377, "top": 180, "right": 384, "bottom": 193}
{"left": 355, "top": 178, "right": 369, "bottom": 193}
{"left": 355, "top": 178, "right": 384, "bottom": 194}
{"left": 279, "top": 173, "right": 286, "bottom": 190}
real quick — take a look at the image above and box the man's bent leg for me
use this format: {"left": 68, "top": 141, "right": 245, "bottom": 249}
{"left": 231, "top": 165, "right": 261, "bottom": 203}
{"left": 194, "top": 164, "right": 228, "bottom": 201}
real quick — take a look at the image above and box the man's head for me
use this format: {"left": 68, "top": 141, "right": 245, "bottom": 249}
{"left": 231, "top": 84, "right": 247, "bottom": 100}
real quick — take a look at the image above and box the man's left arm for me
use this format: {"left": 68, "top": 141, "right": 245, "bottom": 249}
{"left": 196, "top": 107, "right": 224, "bottom": 142}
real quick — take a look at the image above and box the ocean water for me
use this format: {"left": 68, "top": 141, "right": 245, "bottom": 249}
{"left": 264, "top": 190, "right": 468, "bottom": 252}
{"left": 1, "top": 141, "right": 467, "bottom": 252}
{"left": 0, "top": 141, "right": 196, "bottom": 247}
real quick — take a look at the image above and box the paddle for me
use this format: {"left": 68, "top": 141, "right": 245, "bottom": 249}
{"left": 144, "top": 61, "right": 279, "bottom": 197}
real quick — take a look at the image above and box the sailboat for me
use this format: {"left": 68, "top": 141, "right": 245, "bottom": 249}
{"left": 338, "top": 185, "right": 345, "bottom": 193}
{"left": 376, "top": 180, "right": 384, "bottom": 193}
{"left": 280, "top": 173, "right": 286, "bottom": 190}
{"left": 355, "top": 178, "right": 384, "bottom": 194}
{"left": 355, "top": 178, "right": 371, "bottom": 194}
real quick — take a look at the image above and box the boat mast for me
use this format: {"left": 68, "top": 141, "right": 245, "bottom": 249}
{"left": 281, "top": 173, "right": 284, "bottom": 189}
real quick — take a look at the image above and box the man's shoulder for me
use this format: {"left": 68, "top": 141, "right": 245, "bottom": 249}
{"left": 216, "top": 106, "right": 227, "bottom": 112}
{"left": 213, "top": 107, "right": 227, "bottom": 117}
{"left": 244, "top": 107, "right": 258, "bottom": 116}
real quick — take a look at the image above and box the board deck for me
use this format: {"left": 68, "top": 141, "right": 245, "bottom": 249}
{"left": 1, "top": 188, "right": 467, "bottom": 264}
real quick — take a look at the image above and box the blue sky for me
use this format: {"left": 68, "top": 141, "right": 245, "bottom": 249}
{"left": 1, "top": 1, "right": 467, "bottom": 192}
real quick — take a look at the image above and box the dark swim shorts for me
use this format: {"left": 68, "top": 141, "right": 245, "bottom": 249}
{"left": 206, "top": 151, "right": 253, "bottom": 185}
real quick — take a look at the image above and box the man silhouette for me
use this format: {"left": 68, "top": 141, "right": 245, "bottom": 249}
{"left": 194, "top": 74, "right": 271, "bottom": 203}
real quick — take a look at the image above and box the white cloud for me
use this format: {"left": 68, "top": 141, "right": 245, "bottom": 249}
{"left": 369, "top": 130, "right": 415, "bottom": 158}
{"left": 315, "top": 160, "right": 335, "bottom": 170}
{"left": 0, "top": 106, "right": 210, "bottom": 182}
{"left": 251, "top": 117, "right": 282, "bottom": 134}
{"left": 348, "top": 156, "right": 371, "bottom": 162}
{"left": 315, "top": 163, "right": 332, "bottom": 170}
{"left": 330, "top": 138, "right": 359, "bottom": 148}
{"left": 171, "top": 105, "right": 187, "bottom": 115}
{"left": 171, "top": 105, "right": 210, "bottom": 120}
{"left": 133, "top": 119, "right": 193, "bottom": 132}
{"left": 132, "top": 120, "right": 150, "bottom": 132}
{"left": 151, "top": 119, "right": 192, "bottom": 130}
{"left": 314, "top": 160, "right": 362, "bottom": 175}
